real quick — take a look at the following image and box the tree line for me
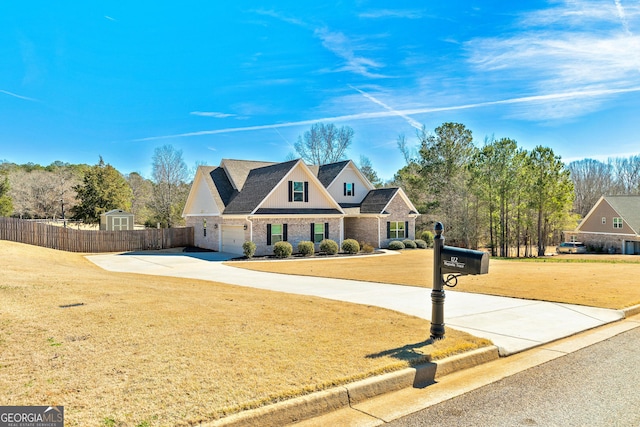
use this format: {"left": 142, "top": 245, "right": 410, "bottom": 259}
{"left": 393, "top": 122, "right": 576, "bottom": 257}
{"left": 0, "top": 145, "right": 190, "bottom": 228}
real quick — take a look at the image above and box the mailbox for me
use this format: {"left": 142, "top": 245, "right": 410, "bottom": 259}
{"left": 441, "top": 246, "right": 489, "bottom": 275}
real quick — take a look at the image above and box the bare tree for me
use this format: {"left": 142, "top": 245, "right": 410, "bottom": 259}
{"left": 150, "top": 145, "right": 189, "bottom": 227}
{"left": 568, "top": 159, "right": 614, "bottom": 217}
{"left": 294, "top": 123, "right": 353, "bottom": 165}
{"left": 611, "top": 155, "right": 640, "bottom": 195}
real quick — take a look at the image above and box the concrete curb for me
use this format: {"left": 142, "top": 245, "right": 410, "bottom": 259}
{"left": 623, "top": 303, "right": 640, "bottom": 317}
{"left": 205, "top": 346, "right": 500, "bottom": 427}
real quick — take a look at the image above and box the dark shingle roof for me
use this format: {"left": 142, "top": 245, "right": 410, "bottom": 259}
{"left": 360, "top": 188, "right": 399, "bottom": 214}
{"left": 223, "top": 160, "right": 299, "bottom": 214}
{"left": 222, "top": 159, "right": 276, "bottom": 190}
{"left": 605, "top": 195, "right": 640, "bottom": 233}
{"left": 316, "top": 161, "right": 350, "bottom": 187}
{"left": 209, "top": 167, "right": 238, "bottom": 207}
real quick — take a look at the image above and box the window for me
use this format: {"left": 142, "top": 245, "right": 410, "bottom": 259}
{"left": 344, "top": 182, "right": 355, "bottom": 197}
{"left": 267, "top": 224, "right": 287, "bottom": 245}
{"left": 570, "top": 235, "right": 578, "bottom": 242}
{"left": 293, "top": 181, "right": 304, "bottom": 201}
{"left": 288, "top": 181, "right": 308, "bottom": 202}
{"left": 613, "top": 217, "right": 623, "bottom": 229}
{"left": 602, "top": 217, "right": 606, "bottom": 225}
{"left": 389, "top": 221, "right": 406, "bottom": 239}
{"left": 311, "top": 222, "right": 329, "bottom": 243}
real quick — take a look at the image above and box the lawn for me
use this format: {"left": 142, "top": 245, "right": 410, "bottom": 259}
{"left": 0, "top": 241, "right": 490, "bottom": 427}
{"left": 229, "top": 250, "right": 640, "bottom": 310}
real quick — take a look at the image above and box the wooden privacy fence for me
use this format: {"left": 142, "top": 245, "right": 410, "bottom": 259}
{"left": 0, "top": 218, "right": 194, "bottom": 253}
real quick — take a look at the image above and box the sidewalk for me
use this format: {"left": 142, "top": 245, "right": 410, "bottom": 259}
{"left": 86, "top": 251, "right": 624, "bottom": 356}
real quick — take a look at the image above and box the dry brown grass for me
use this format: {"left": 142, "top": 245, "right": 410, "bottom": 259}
{"left": 0, "top": 241, "right": 490, "bottom": 427}
{"left": 230, "top": 250, "right": 640, "bottom": 309}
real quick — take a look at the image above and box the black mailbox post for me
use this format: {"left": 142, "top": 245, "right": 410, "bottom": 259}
{"left": 430, "top": 222, "right": 489, "bottom": 340}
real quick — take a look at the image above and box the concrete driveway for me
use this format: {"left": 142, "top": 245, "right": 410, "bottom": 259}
{"left": 86, "top": 251, "right": 624, "bottom": 356}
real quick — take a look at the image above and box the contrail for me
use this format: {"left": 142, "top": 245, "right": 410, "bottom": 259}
{"left": 349, "top": 85, "right": 422, "bottom": 130}
{"left": 0, "top": 89, "right": 38, "bottom": 102}
{"left": 135, "top": 86, "right": 640, "bottom": 141}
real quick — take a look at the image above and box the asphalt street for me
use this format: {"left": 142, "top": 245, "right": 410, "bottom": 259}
{"left": 385, "top": 327, "right": 640, "bottom": 427}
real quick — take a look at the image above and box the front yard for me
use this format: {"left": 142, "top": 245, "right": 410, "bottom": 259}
{"left": 0, "top": 241, "right": 489, "bottom": 427}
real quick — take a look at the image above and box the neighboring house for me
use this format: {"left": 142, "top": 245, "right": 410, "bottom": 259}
{"left": 182, "top": 158, "right": 419, "bottom": 255}
{"left": 563, "top": 195, "right": 640, "bottom": 254}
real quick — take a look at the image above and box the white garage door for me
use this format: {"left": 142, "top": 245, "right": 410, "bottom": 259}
{"left": 221, "top": 225, "right": 245, "bottom": 254}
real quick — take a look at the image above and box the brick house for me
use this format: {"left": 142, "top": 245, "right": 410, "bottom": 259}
{"left": 563, "top": 195, "right": 640, "bottom": 254}
{"left": 182, "top": 158, "right": 419, "bottom": 255}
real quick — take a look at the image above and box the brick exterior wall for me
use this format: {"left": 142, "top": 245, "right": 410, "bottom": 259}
{"left": 344, "top": 217, "right": 379, "bottom": 247}
{"left": 564, "top": 231, "right": 640, "bottom": 254}
{"left": 251, "top": 217, "right": 342, "bottom": 256}
{"left": 186, "top": 216, "right": 221, "bottom": 251}
{"left": 379, "top": 195, "right": 416, "bottom": 248}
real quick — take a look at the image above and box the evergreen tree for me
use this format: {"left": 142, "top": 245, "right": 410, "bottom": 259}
{"left": 71, "top": 157, "right": 132, "bottom": 224}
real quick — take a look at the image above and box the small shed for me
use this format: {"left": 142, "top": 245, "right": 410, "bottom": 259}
{"left": 100, "top": 209, "right": 134, "bottom": 231}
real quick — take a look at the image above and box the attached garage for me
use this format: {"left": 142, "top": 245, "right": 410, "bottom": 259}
{"left": 221, "top": 225, "right": 246, "bottom": 254}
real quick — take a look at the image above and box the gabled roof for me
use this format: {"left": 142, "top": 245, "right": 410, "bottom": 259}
{"left": 360, "top": 188, "right": 399, "bottom": 214}
{"left": 224, "top": 160, "right": 299, "bottom": 214}
{"left": 220, "top": 159, "right": 276, "bottom": 190}
{"left": 360, "top": 187, "right": 420, "bottom": 215}
{"left": 316, "top": 160, "right": 350, "bottom": 187}
{"left": 599, "top": 195, "right": 640, "bottom": 234}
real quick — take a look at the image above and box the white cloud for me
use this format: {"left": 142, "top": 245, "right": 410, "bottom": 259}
{"left": 190, "top": 111, "right": 236, "bottom": 118}
{"left": 359, "top": 9, "right": 424, "bottom": 19}
{"left": 314, "top": 27, "right": 387, "bottom": 78}
{"left": 465, "top": 0, "right": 640, "bottom": 119}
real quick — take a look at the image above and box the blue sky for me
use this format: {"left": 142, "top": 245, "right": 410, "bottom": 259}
{"left": 1, "top": 1, "right": 639, "bottom": 181}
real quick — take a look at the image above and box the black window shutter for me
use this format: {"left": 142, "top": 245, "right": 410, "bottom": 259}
{"left": 352, "top": 183, "right": 355, "bottom": 197}
{"left": 310, "top": 223, "right": 315, "bottom": 241}
{"left": 267, "top": 224, "right": 272, "bottom": 245}
{"left": 283, "top": 224, "right": 288, "bottom": 241}
{"left": 387, "top": 222, "right": 391, "bottom": 239}
{"left": 304, "top": 181, "right": 309, "bottom": 202}
{"left": 288, "top": 181, "right": 293, "bottom": 202}
{"left": 343, "top": 182, "right": 347, "bottom": 196}
{"left": 405, "top": 221, "right": 409, "bottom": 238}
{"left": 324, "top": 222, "right": 329, "bottom": 239}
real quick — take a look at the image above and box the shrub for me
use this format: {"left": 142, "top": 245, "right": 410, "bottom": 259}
{"left": 414, "top": 239, "right": 427, "bottom": 249}
{"left": 402, "top": 239, "right": 417, "bottom": 249}
{"left": 319, "top": 239, "right": 339, "bottom": 255}
{"left": 388, "top": 240, "right": 405, "bottom": 250}
{"left": 297, "top": 240, "right": 315, "bottom": 256}
{"left": 360, "top": 242, "right": 375, "bottom": 253}
{"left": 341, "top": 239, "right": 360, "bottom": 254}
{"left": 242, "top": 241, "right": 256, "bottom": 258}
{"left": 420, "top": 230, "right": 434, "bottom": 248}
{"left": 273, "top": 241, "right": 293, "bottom": 258}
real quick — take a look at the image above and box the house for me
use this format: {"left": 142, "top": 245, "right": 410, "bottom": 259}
{"left": 182, "top": 158, "right": 420, "bottom": 255}
{"left": 99, "top": 209, "right": 134, "bottom": 231}
{"left": 563, "top": 195, "right": 640, "bottom": 254}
